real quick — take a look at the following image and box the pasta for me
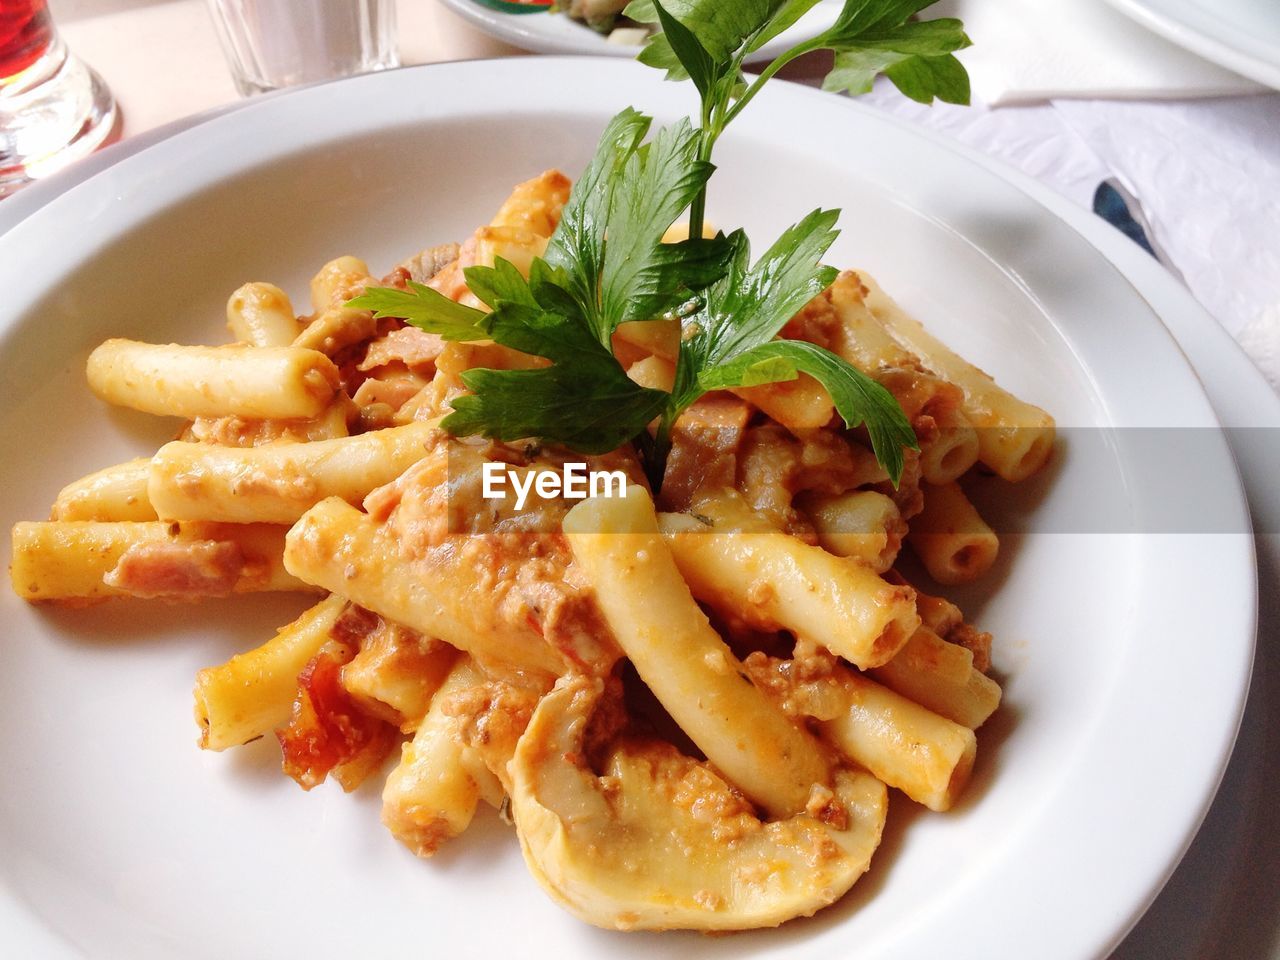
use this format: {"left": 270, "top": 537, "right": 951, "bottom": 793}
{"left": 798, "top": 488, "right": 904, "bottom": 573}
{"left": 194, "top": 594, "right": 348, "bottom": 750}
{"left": 907, "top": 480, "right": 1001, "bottom": 585}
{"left": 11, "top": 519, "right": 307, "bottom": 601}
{"left": 381, "top": 654, "right": 492, "bottom": 857}
{"left": 743, "top": 646, "right": 976, "bottom": 812}
{"left": 870, "top": 626, "right": 1002, "bottom": 730}
{"left": 8, "top": 167, "right": 1049, "bottom": 934}
{"left": 51, "top": 457, "right": 156, "bottom": 522}
{"left": 226, "top": 282, "right": 300, "bottom": 347}
{"left": 855, "top": 271, "right": 1057, "bottom": 482}
{"left": 657, "top": 500, "right": 919, "bottom": 670}
{"left": 86, "top": 339, "right": 341, "bottom": 420}
{"left": 148, "top": 421, "right": 437, "bottom": 524}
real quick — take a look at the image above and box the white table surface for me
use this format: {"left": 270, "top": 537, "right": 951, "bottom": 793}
{"left": 14, "top": 3, "right": 1280, "bottom": 958}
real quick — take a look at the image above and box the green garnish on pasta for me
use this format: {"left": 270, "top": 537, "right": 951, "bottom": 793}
{"left": 350, "top": 0, "right": 972, "bottom": 489}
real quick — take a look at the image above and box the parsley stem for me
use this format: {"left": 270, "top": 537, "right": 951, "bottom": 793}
{"left": 639, "top": 410, "right": 676, "bottom": 492}
{"left": 688, "top": 96, "right": 716, "bottom": 242}
{"left": 723, "top": 37, "right": 825, "bottom": 128}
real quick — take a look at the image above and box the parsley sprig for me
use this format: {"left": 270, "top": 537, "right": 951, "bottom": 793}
{"left": 627, "top": 0, "right": 972, "bottom": 237}
{"left": 350, "top": 0, "right": 971, "bottom": 490}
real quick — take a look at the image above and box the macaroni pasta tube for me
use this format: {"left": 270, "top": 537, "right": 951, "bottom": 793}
{"left": 10, "top": 520, "right": 306, "bottom": 602}
{"left": 194, "top": 594, "right": 347, "bottom": 750}
{"left": 918, "top": 405, "right": 981, "bottom": 485}
{"left": 381, "top": 654, "right": 496, "bottom": 857}
{"left": 657, "top": 513, "right": 919, "bottom": 670}
{"left": 491, "top": 170, "right": 571, "bottom": 236}
{"left": 86, "top": 340, "right": 340, "bottom": 421}
{"left": 341, "top": 617, "right": 456, "bottom": 731}
{"left": 908, "top": 481, "right": 999, "bottom": 585}
{"left": 819, "top": 669, "right": 976, "bottom": 812}
{"left": 826, "top": 270, "right": 915, "bottom": 370}
{"left": 283, "top": 497, "right": 565, "bottom": 676}
{"left": 51, "top": 457, "right": 157, "bottom": 522}
{"left": 296, "top": 255, "right": 377, "bottom": 355}
{"left": 798, "top": 490, "right": 904, "bottom": 573}
{"left": 293, "top": 306, "right": 378, "bottom": 358}
{"left": 870, "top": 627, "right": 1002, "bottom": 730}
{"left": 857, "top": 272, "right": 1055, "bottom": 482}
{"left": 745, "top": 650, "right": 976, "bottom": 811}
{"left": 148, "top": 422, "right": 436, "bottom": 524}
{"left": 226, "top": 282, "right": 300, "bottom": 347}
{"left": 731, "top": 375, "right": 835, "bottom": 431}
{"left": 309, "top": 256, "right": 371, "bottom": 311}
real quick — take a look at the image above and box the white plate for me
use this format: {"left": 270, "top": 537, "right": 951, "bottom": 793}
{"left": 1105, "top": 0, "right": 1280, "bottom": 90}
{"left": 437, "top": 0, "right": 842, "bottom": 60}
{"left": 0, "top": 58, "right": 1256, "bottom": 960}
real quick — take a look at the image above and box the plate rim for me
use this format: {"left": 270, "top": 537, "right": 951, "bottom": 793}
{"left": 0, "top": 56, "right": 1258, "bottom": 960}
{"left": 1103, "top": 0, "right": 1280, "bottom": 90}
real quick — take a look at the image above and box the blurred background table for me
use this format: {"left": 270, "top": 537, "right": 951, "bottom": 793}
{"left": 28, "top": 3, "right": 1280, "bottom": 958}
{"left": 50, "top": 0, "right": 521, "bottom": 132}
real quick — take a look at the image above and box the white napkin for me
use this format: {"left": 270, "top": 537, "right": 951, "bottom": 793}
{"left": 934, "top": 0, "right": 1264, "bottom": 105}
{"left": 1236, "top": 307, "right": 1280, "bottom": 391}
{"left": 1052, "top": 96, "right": 1280, "bottom": 366}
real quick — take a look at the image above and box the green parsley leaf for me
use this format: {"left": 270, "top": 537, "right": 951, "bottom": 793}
{"left": 343, "top": 281, "right": 489, "bottom": 341}
{"left": 674, "top": 209, "right": 840, "bottom": 405}
{"left": 650, "top": 0, "right": 718, "bottom": 97}
{"left": 635, "top": 0, "right": 972, "bottom": 117}
{"left": 351, "top": 0, "right": 971, "bottom": 489}
{"left": 659, "top": 207, "right": 915, "bottom": 485}
{"left": 442, "top": 301, "right": 669, "bottom": 454}
{"left": 461, "top": 256, "right": 540, "bottom": 311}
{"left": 543, "top": 107, "right": 651, "bottom": 337}
{"left": 625, "top": 0, "right": 784, "bottom": 61}
{"left": 614, "top": 0, "right": 968, "bottom": 484}
{"left": 600, "top": 119, "right": 723, "bottom": 327}
{"left": 884, "top": 52, "right": 970, "bottom": 104}
{"left": 818, "top": 6, "right": 972, "bottom": 104}
{"left": 543, "top": 110, "right": 726, "bottom": 344}
{"left": 698, "top": 339, "right": 917, "bottom": 482}
{"left": 747, "top": 0, "right": 826, "bottom": 52}
{"left": 376, "top": 108, "right": 729, "bottom": 469}
{"left": 633, "top": 21, "right": 691, "bottom": 82}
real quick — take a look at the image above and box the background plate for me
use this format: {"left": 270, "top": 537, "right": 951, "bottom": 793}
{"left": 436, "top": 0, "right": 843, "bottom": 60}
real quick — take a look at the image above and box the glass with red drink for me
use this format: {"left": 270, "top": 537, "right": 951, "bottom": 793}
{"left": 0, "top": 0, "right": 116, "bottom": 197}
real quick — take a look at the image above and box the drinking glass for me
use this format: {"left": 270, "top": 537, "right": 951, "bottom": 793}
{"left": 0, "top": 0, "right": 117, "bottom": 197}
{"left": 206, "top": 0, "right": 398, "bottom": 97}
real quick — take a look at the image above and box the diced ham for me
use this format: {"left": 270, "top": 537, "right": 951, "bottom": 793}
{"left": 659, "top": 394, "right": 750, "bottom": 513}
{"left": 104, "top": 539, "right": 244, "bottom": 599}
{"left": 358, "top": 327, "right": 446, "bottom": 373}
{"left": 395, "top": 242, "right": 461, "bottom": 285}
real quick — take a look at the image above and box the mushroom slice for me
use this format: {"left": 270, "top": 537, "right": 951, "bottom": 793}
{"left": 509, "top": 676, "right": 888, "bottom": 931}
